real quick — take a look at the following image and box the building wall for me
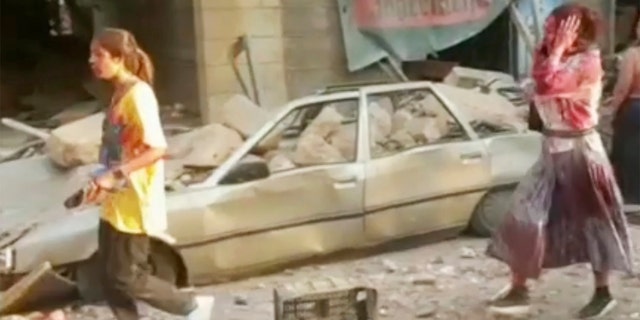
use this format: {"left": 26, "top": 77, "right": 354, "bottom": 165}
{"left": 193, "top": 0, "right": 288, "bottom": 123}
{"left": 105, "top": 0, "right": 201, "bottom": 115}
{"left": 193, "top": 0, "right": 385, "bottom": 123}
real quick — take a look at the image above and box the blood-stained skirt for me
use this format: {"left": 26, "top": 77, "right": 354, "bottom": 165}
{"left": 486, "top": 134, "right": 633, "bottom": 279}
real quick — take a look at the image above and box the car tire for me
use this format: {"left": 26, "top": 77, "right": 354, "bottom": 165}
{"left": 470, "top": 187, "right": 515, "bottom": 237}
{"left": 149, "top": 242, "right": 181, "bottom": 285}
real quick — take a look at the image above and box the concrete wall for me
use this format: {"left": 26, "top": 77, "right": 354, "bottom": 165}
{"left": 193, "top": 0, "right": 289, "bottom": 123}
{"left": 192, "top": 0, "right": 385, "bottom": 123}
{"left": 280, "top": 0, "right": 385, "bottom": 100}
{"left": 116, "top": 0, "right": 201, "bottom": 115}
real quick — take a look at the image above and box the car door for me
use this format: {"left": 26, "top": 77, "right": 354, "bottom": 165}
{"left": 362, "top": 83, "right": 492, "bottom": 244}
{"left": 174, "top": 95, "right": 366, "bottom": 281}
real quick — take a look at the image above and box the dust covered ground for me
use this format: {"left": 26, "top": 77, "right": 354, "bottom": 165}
{"left": 23, "top": 225, "right": 635, "bottom": 320}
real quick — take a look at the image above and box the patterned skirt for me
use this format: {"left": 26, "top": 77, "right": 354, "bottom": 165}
{"left": 487, "top": 132, "right": 634, "bottom": 279}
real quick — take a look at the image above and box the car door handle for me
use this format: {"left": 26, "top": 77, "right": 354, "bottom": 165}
{"left": 459, "top": 151, "right": 484, "bottom": 163}
{"left": 333, "top": 178, "right": 357, "bottom": 190}
{"left": 459, "top": 152, "right": 483, "bottom": 159}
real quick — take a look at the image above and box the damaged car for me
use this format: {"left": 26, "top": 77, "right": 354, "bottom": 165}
{"left": 0, "top": 81, "right": 541, "bottom": 310}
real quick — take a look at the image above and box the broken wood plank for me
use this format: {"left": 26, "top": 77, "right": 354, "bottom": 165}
{"left": 0, "top": 262, "right": 77, "bottom": 316}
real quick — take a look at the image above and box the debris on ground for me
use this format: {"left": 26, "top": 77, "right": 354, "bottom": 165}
{"left": 0, "top": 262, "right": 76, "bottom": 316}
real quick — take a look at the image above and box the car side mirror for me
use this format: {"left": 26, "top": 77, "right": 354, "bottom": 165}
{"left": 219, "top": 156, "right": 270, "bottom": 185}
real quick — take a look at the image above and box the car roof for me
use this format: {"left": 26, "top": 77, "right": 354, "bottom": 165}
{"left": 279, "top": 81, "right": 438, "bottom": 115}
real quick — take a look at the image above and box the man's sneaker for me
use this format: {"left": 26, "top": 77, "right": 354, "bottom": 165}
{"left": 487, "top": 285, "right": 531, "bottom": 316}
{"left": 577, "top": 293, "right": 617, "bottom": 319}
{"left": 187, "top": 295, "right": 215, "bottom": 320}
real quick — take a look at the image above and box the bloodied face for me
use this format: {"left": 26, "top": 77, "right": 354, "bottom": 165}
{"left": 89, "top": 41, "right": 124, "bottom": 80}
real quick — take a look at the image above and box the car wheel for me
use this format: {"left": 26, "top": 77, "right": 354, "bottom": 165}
{"left": 470, "top": 187, "right": 514, "bottom": 237}
{"left": 149, "top": 243, "right": 181, "bottom": 285}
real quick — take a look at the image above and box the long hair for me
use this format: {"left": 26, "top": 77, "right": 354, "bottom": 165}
{"left": 94, "top": 28, "right": 154, "bottom": 85}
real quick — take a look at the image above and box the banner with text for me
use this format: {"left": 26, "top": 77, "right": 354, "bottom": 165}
{"left": 338, "top": 0, "right": 509, "bottom": 71}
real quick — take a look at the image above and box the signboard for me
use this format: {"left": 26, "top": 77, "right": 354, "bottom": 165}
{"left": 355, "top": 0, "right": 494, "bottom": 29}
{"left": 338, "top": 0, "right": 509, "bottom": 71}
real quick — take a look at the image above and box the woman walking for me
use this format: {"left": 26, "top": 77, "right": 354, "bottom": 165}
{"left": 610, "top": 15, "right": 640, "bottom": 208}
{"left": 88, "top": 28, "right": 214, "bottom": 320}
{"left": 486, "top": 4, "right": 633, "bottom": 319}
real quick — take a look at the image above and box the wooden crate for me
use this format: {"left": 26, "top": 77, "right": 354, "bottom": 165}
{"left": 273, "top": 278, "right": 378, "bottom": 320}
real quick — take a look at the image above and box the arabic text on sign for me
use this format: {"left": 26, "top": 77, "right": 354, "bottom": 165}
{"left": 355, "top": 0, "right": 493, "bottom": 29}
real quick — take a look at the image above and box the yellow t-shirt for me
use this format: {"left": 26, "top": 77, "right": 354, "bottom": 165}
{"left": 99, "top": 81, "right": 167, "bottom": 234}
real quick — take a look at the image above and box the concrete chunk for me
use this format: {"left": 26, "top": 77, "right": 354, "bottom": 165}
{"left": 46, "top": 113, "right": 104, "bottom": 168}
{"left": 328, "top": 123, "right": 357, "bottom": 160}
{"left": 293, "top": 133, "right": 345, "bottom": 165}
{"left": 406, "top": 117, "right": 443, "bottom": 143}
{"left": 303, "top": 105, "right": 344, "bottom": 139}
{"left": 220, "top": 95, "right": 269, "bottom": 138}
{"left": 178, "top": 124, "right": 244, "bottom": 168}
{"left": 368, "top": 102, "right": 392, "bottom": 144}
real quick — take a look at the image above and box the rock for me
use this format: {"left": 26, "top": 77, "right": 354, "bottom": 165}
{"left": 378, "top": 306, "right": 389, "bottom": 317}
{"left": 267, "top": 153, "right": 296, "bottom": 172}
{"left": 46, "top": 112, "right": 104, "bottom": 168}
{"left": 180, "top": 124, "right": 244, "bottom": 167}
{"left": 219, "top": 95, "right": 269, "bottom": 138}
{"left": 415, "top": 303, "right": 438, "bottom": 318}
{"left": 328, "top": 123, "right": 357, "bottom": 160}
{"left": 438, "top": 266, "right": 456, "bottom": 276}
{"left": 382, "top": 259, "right": 399, "bottom": 273}
{"left": 412, "top": 274, "right": 437, "bottom": 286}
{"left": 630, "top": 312, "right": 640, "bottom": 319}
{"left": 431, "top": 256, "right": 444, "bottom": 264}
{"left": 391, "top": 109, "right": 413, "bottom": 133}
{"left": 302, "top": 105, "right": 344, "bottom": 139}
{"left": 368, "top": 102, "right": 392, "bottom": 143}
{"left": 388, "top": 129, "right": 416, "bottom": 149}
{"left": 460, "top": 247, "right": 477, "bottom": 259}
{"left": 406, "top": 117, "right": 443, "bottom": 143}
{"left": 293, "top": 133, "right": 345, "bottom": 166}
{"left": 233, "top": 294, "right": 249, "bottom": 306}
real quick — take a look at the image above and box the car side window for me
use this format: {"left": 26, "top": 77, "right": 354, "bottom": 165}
{"left": 241, "top": 99, "right": 359, "bottom": 174}
{"left": 367, "top": 89, "right": 470, "bottom": 159}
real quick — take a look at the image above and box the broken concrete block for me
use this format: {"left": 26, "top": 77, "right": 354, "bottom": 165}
{"left": 391, "top": 109, "right": 413, "bottom": 133}
{"left": 46, "top": 112, "right": 104, "bottom": 168}
{"left": 267, "top": 153, "right": 296, "bottom": 172}
{"left": 293, "top": 133, "right": 345, "bottom": 165}
{"left": 180, "top": 124, "right": 244, "bottom": 168}
{"left": 329, "top": 123, "right": 357, "bottom": 160}
{"left": 368, "top": 102, "right": 392, "bottom": 144}
{"left": 220, "top": 95, "right": 269, "bottom": 138}
{"left": 302, "top": 105, "right": 344, "bottom": 139}
{"left": 406, "top": 117, "right": 443, "bottom": 143}
{"left": 252, "top": 128, "right": 283, "bottom": 155}
{"left": 432, "top": 83, "right": 527, "bottom": 132}
{"left": 389, "top": 129, "right": 416, "bottom": 149}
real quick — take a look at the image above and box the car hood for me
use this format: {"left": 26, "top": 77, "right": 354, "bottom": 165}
{"left": 0, "top": 156, "right": 100, "bottom": 249}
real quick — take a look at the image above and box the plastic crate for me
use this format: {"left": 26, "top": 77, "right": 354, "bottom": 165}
{"left": 273, "top": 278, "right": 378, "bottom": 320}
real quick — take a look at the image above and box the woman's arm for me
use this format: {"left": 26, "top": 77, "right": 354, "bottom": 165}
{"left": 610, "top": 50, "right": 637, "bottom": 110}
